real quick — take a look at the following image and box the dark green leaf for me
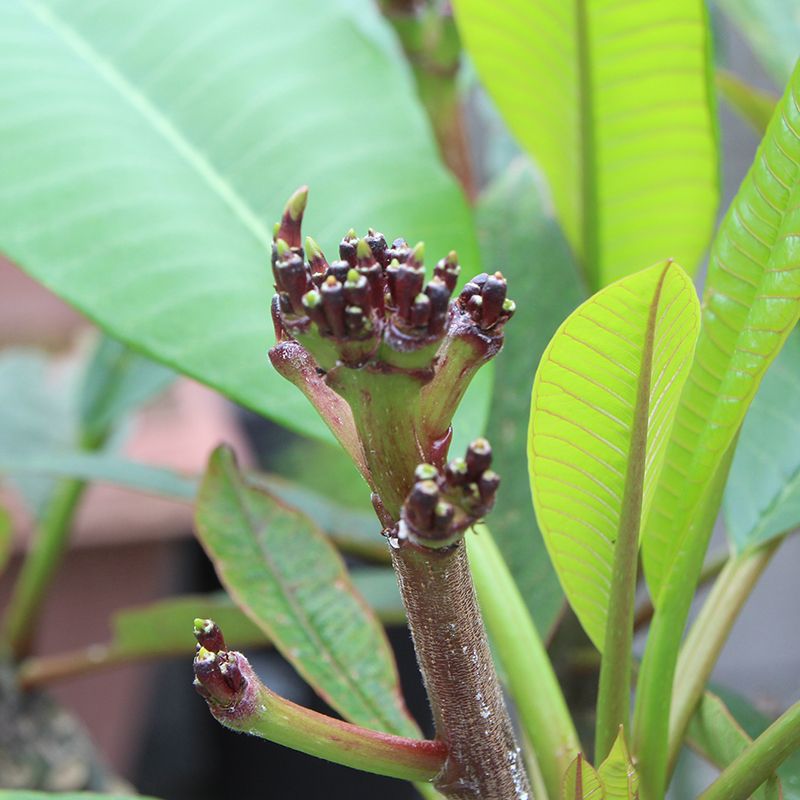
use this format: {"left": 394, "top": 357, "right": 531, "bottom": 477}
{"left": 478, "top": 159, "right": 586, "bottom": 635}
{"left": 195, "top": 446, "right": 417, "bottom": 736}
{"left": 724, "top": 329, "right": 800, "bottom": 551}
{"left": 0, "top": 0, "right": 478, "bottom": 445}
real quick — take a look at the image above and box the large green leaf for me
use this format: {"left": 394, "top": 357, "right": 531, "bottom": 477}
{"left": 642, "top": 62, "right": 800, "bottom": 603}
{"left": 529, "top": 260, "right": 700, "bottom": 649}
{"left": 724, "top": 329, "right": 800, "bottom": 551}
{"left": 635, "top": 62, "right": 800, "bottom": 800}
{"left": 0, "top": 0, "right": 478, "bottom": 445}
{"left": 453, "top": 0, "right": 719, "bottom": 287}
{"left": 195, "top": 446, "right": 417, "bottom": 737}
{"left": 687, "top": 692, "right": 781, "bottom": 800}
{"left": 479, "top": 159, "right": 587, "bottom": 635}
{"left": 714, "top": 0, "right": 800, "bottom": 85}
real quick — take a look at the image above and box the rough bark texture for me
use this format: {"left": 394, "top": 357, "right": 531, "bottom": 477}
{"left": 392, "top": 540, "right": 531, "bottom": 800}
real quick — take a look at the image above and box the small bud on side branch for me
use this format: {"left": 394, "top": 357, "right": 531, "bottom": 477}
{"left": 191, "top": 620, "right": 446, "bottom": 783}
{"left": 396, "top": 439, "right": 500, "bottom": 550}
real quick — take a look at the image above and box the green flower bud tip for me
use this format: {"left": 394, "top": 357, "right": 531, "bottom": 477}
{"left": 502, "top": 298, "right": 516, "bottom": 312}
{"left": 305, "top": 236, "right": 323, "bottom": 258}
{"left": 276, "top": 238, "right": 291, "bottom": 258}
{"left": 414, "top": 463, "right": 439, "bottom": 481}
{"left": 285, "top": 185, "right": 309, "bottom": 222}
{"left": 410, "top": 241, "right": 425, "bottom": 264}
{"left": 356, "top": 238, "right": 372, "bottom": 260}
{"left": 303, "top": 289, "right": 321, "bottom": 308}
{"left": 194, "top": 618, "right": 211, "bottom": 634}
{"left": 445, "top": 250, "right": 458, "bottom": 266}
{"left": 346, "top": 268, "right": 361, "bottom": 284}
{"left": 273, "top": 221, "right": 281, "bottom": 239}
{"left": 345, "top": 228, "right": 358, "bottom": 240}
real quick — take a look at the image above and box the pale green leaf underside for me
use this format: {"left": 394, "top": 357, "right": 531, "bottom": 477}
{"left": 195, "top": 447, "right": 417, "bottom": 737}
{"left": 724, "top": 329, "right": 800, "bottom": 551}
{"left": 0, "top": 0, "right": 478, "bottom": 445}
{"left": 453, "top": 0, "right": 718, "bottom": 287}
{"left": 597, "top": 730, "right": 639, "bottom": 800}
{"left": 643, "top": 63, "right": 800, "bottom": 602}
{"left": 529, "top": 261, "right": 699, "bottom": 649}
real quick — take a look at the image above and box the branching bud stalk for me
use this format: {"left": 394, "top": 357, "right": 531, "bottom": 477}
{"left": 253, "top": 188, "right": 530, "bottom": 797}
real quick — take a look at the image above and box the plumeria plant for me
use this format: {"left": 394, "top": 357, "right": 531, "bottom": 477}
{"left": 0, "top": 2, "right": 799, "bottom": 800}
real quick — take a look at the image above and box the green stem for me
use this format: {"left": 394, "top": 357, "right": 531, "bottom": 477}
{"left": 666, "top": 538, "right": 781, "bottom": 776}
{"left": 632, "top": 437, "right": 737, "bottom": 800}
{"left": 467, "top": 527, "right": 579, "bottom": 800}
{"left": 214, "top": 664, "right": 447, "bottom": 782}
{"left": 698, "top": 700, "right": 800, "bottom": 800}
{"left": 2, "top": 477, "right": 87, "bottom": 659}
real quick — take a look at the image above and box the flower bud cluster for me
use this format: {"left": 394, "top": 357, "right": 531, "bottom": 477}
{"left": 396, "top": 438, "right": 500, "bottom": 549}
{"left": 270, "top": 188, "right": 514, "bottom": 371}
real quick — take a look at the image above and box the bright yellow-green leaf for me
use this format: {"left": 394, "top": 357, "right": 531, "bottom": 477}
{"left": 529, "top": 260, "right": 700, "bottom": 649}
{"left": 453, "top": 0, "right": 719, "bottom": 288}
{"left": 634, "top": 63, "right": 800, "bottom": 800}
{"left": 642, "top": 62, "right": 800, "bottom": 605}
{"left": 597, "top": 729, "right": 639, "bottom": 800}
{"left": 563, "top": 754, "right": 604, "bottom": 800}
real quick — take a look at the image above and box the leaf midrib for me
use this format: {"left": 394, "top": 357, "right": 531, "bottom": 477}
{"left": 575, "top": 0, "right": 598, "bottom": 286}
{"left": 23, "top": 0, "right": 273, "bottom": 250}
{"left": 221, "top": 458, "right": 405, "bottom": 735}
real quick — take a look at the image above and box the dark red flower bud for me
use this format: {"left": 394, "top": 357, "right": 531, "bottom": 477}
{"left": 339, "top": 229, "right": 358, "bottom": 266}
{"left": 305, "top": 236, "right": 329, "bottom": 279}
{"left": 409, "top": 292, "right": 431, "bottom": 328}
{"left": 274, "top": 186, "right": 308, "bottom": 249}
{"left": 480, "top": 272, "right": 507, "bottom": 328}
{"left": 425, "top": 277, "right": 451, "bottom": 335}
{"left": 478, "top": 470, "right": 501, "bottom": 505}
{"left": 365, "top": 228, "right": 389, "bottom": 266}
{"left": 194, "top": 618, "right": 226, "bottom": 653}
{"left": 321, "top": 275, "right": 346, "bottom": 339}
{"left": 465, "top": 438, "right": 492, "bottom": 479}
{"left": 434, "top": 251, "right": 461, "bottom": 293}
